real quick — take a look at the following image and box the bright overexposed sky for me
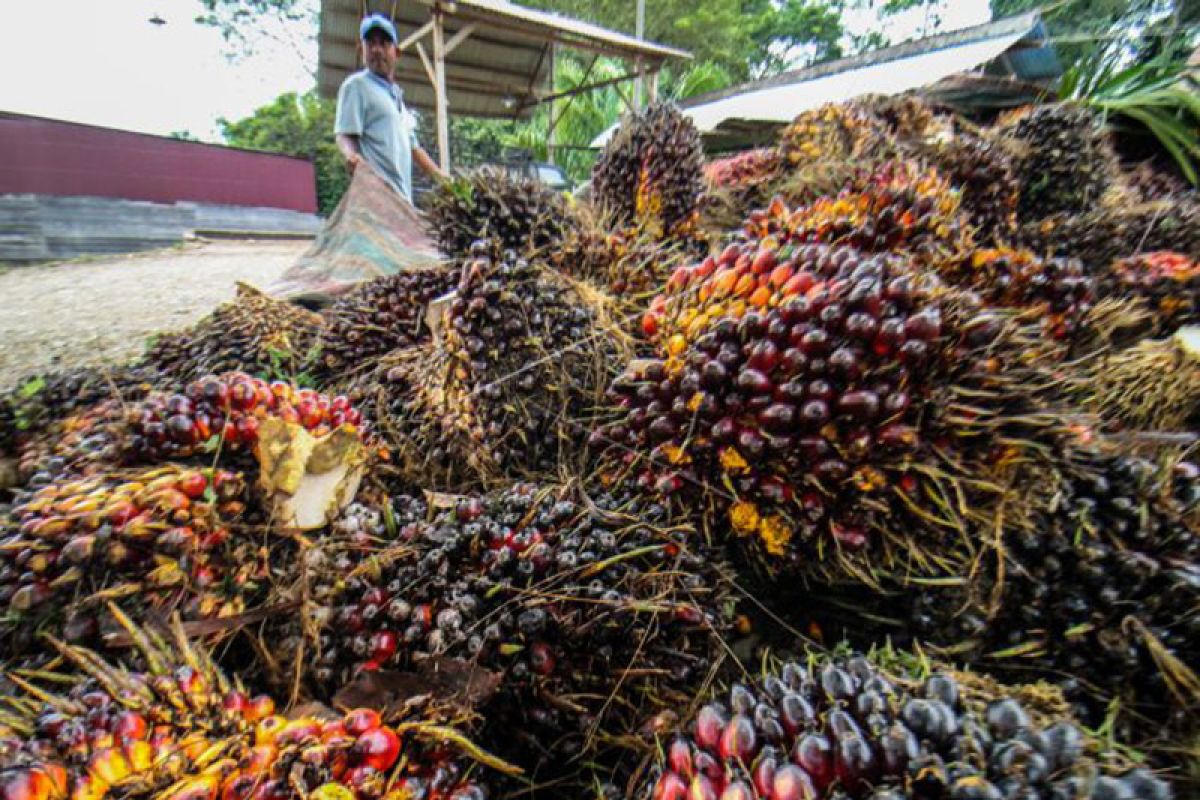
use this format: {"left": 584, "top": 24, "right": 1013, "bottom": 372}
{"left": 0, "top": 0, "right": 993, "bottom": 143}
{"left": 0, "top": 0, "right": 316, "bottom": 141}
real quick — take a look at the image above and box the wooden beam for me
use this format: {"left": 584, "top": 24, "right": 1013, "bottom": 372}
{"left": 519, "top": 67, "right": 641, "bottom": 109}
{"left": 414, "top": 41, "right": 437, "bottom": 88}
{"left": 432, "top": 11, "right": 451, "bottom": 171}
{"left": 398, "top": 20, "right": 434, "bottom": 50}
{"left": 444, "top": 22, "right": 477, "bottom": 55}
{"left": 547, "top": 43, "right": 556, "bottom": 165}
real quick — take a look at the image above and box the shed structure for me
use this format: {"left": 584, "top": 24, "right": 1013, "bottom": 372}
{"left": 317, "top": 0, "right": 690, "bottom": 169}
{"left": 593, "top": 11, "right": 1061, "bottom": 152}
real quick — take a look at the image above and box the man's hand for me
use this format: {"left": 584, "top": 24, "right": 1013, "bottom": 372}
{"left": 345, "top": 152, "right": 365, "bottom": 173}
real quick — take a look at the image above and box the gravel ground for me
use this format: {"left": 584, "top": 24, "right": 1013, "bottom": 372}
{"left": 0, "top": 239, "right": 309, "bottom": 387}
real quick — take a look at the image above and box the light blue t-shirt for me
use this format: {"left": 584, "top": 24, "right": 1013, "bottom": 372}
{"left": 335, "top": 70, "right": 420, "bottom": 201}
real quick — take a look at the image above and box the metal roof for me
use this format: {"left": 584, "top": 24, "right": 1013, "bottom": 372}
{"left": 593, "top": 11, "right": 1060, "bottom": 148}
{"left": 318, "top": 0, "right": 691, "bottom": 120}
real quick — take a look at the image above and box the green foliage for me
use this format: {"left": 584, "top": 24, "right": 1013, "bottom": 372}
{"left": 219, "top": 90, "right": 348, "bottom": 216}
{"left": 1064, "top": 54, "right": 1200, "bottom": 184}
{"left": 522, "top": 0, "right": 845, "bottom": 80}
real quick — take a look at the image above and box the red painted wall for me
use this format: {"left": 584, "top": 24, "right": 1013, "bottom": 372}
{"left": 0, "top": 113, "right": 317, "bottom": 213}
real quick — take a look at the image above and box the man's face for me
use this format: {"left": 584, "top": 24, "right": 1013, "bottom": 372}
{"left": 363, "top": 29, "right": 398, "bottom": 79}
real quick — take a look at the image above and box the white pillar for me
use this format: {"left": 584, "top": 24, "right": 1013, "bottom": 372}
{"left": 432, "top": 11, "right": 451, "bottom": 172}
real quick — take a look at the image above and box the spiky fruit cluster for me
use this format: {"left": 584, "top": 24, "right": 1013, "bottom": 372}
{"left": 924, "top": 135, "right": 1020, "bottom": 239}
{"left": 125, "top": 372, "right": 364, "bottom": 462}
{"left": 0, "top": 366, "right": 153, "bottom": 457}
{"left": 906, "top": 452, "right": 1199, "bottom": 744}
{"left": 0, "top": 614, "right": 492, "bottom": 800}
{"left": 940, "top": 248, "right": 1093, "bottom": 339}
{"left": 316, "top": 267, "right": 458, "bottom": 380}
{"left": 778, "top": 104, "right": 895, "bottom": 169}
{"left": 1106, "top": 251, "right": 1199, "bottom": 328}
{"left": 1124, "top": 160, "right": 1191, "bottom": 201}
{"left": 426, "top": 166, "right": 574, "bottom": 260}
{"left": 639, "top": 653, "right": 1172, "bottom": 800}
{"left": 140, "top": 283, "right": 323, "bottom": 386}
{"left": 593, "top": 102, "right": 704, "bottom": 238}
{"left": 302, "top": 484, "right": 728, "bottom": 769}
{"left": 1079, "top": 328, "right": 1200, "bottom": 431}
{"left": 1001, "top": 104, "right": 1118, "bottom": 220}
{"left": 550, "top": 215, "right": 692, "bottom": 298}
{"left": 0, "top": 466, "right": 253, "bottom": 650}
{"left": 355, "top": 249, "right": 626, "bottom": 489}
{"left": 1021, "top": 200, "right": 1200, "bottom": 270}
{"left": 704, "top": 149, "right": 780, "bottom": 191}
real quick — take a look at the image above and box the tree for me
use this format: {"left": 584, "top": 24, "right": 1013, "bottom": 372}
{"left": 219, "top": 90, "right": 348, "bottom": 216}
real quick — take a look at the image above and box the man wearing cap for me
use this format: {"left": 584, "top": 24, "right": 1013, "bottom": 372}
{"left": 335, "top": 13, "right": 446, "bottom": 202}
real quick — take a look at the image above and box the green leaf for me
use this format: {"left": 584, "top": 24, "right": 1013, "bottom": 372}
{"left": 18, "top": 376, "right": 45, "bottom": 398}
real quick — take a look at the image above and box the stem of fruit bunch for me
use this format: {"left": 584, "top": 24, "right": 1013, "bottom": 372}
{"left": 391, "top": 722, "right": 523, "bottom": 776}
{"left": 1124, "top": 616, "right": 1200, "bottom": 708}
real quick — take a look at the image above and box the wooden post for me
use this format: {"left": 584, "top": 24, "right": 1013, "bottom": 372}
{"left": 432, "top": 10, "right": 451, "bottom": 172}
{"left": 547, "top": 43, "right": 556, "bottom": 165}
{"left": 647, "top": 69, "right": 658, "bottom": 104}
{"left": 633, "top": 0, "right": 645, "bottom": 108}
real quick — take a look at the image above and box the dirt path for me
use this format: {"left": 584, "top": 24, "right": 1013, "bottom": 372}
{"left": 0, "top": 240, "right": 309, "bottom": 387}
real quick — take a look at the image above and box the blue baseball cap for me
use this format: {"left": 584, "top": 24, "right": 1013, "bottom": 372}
{"left": 360, "top": 13, "right": 398, "bottom": 42}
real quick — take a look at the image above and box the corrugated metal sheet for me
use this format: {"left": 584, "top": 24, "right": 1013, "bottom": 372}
{"left": 593, "top": 12, "right": 1060, "bottom": 148}
{"left": 0, "top": 113, "right": 317, "bottom": 213}
{"left": 318, "top": 0, "right": 689, "bottom": 119}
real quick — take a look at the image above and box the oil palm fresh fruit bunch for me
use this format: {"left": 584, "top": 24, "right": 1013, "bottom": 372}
{"left": 296, "top": 482, "right": 730, "bottom": 779}
{"left": 315, "top": 267, "right": 458, "bottom": 382}
{"left": 1021, "top": 199, "right": 1200, "bottom": 270}
{"left": 140, "top": 283, "right": 323, "bottom": 386}
{"left": 939, "top": 247, "right": 1093, "bottom": 340}
{"left": 351, "top": 248, "right": 630, "bottom": 491}
{"left": 704, "top": 149, "right": 781, "bottom": 192}
{"left": 636, "top": 649, "right": 1173, "bottom": 800}
{"left": 0, "top": 367, "right": 154, "bottom": 460}
{"left": 122, "top": 372, "right": 365, "bottom": 463}
{"left": 1000, "top": 104, "right": 1120, "bottom": 221}
{"left": 902, "top": 448, "right": 1200, "bottom": 761}
{"left": 855, "top": 93, "right": 947, "bottom": 143}
{"left": 593, "top": 102, "right": 704, "bottom": 239}
{"left": 1076, "top": 326, "right": 1200, "bottom": 431}
{"left": 0, "top": 465, "right": 260, "bottom": 652}
{"left": 777, "top": 103, "right": 896, "bottom": 172}
{"left": 700, "top": 149, "right": 784, "bottom": 234}
{"left": 550, "top": 207, "right": 692, "bottom": 300}
{"left": 1105, "top": 251, "right": 1199, "bottom": 329}
{"left": 600, "top": 195, "right": 1061, "bottom": 579}
{"left": 923, "top": 133, "right": 1021, "bottom": 241}
{"left": 0, "top": 608, "right": 500, "bottom": 800}
{"left": 426, "top": 166, "right": 575, "bottom": 260}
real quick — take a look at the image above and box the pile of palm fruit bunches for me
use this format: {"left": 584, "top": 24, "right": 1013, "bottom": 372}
{"left": 1, "top": 94, "right": 1198, "bottom": 798}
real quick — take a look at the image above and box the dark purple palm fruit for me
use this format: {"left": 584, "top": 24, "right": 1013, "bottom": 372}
{"left": 637, "top": 651, "right": 1171, "bottom": 800}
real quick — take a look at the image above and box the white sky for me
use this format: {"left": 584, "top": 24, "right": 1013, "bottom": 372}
{"left": 0, "top": 0, "right": 993, "bottom": 143}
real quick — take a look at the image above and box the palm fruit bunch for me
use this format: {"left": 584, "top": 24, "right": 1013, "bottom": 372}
{"left": 121, "top": 372, "right": 365, "bottom": 463}
{"left": 426, "top": 166, "right": 575, "bottom": 260}
{"left": 903, "top": 449, "right": 1200, "bottom": 750}
{"left": 140, "top": 283, "right": 323, "bottom": 386}
{"left": 938, "top": 247, "right": 1093, "bottom": 340}
{"left": 705, "top": 149, "right": 781, "bottom": 191}
{"left": 1021, "top": 200, "right": 1200, "bottom": 270}
{"left": 922, "top": 134, "right": 1020, "bottom": 241}
{"left": 593, "top": 102, "right": 704, "bottom": 238}
{"left": 1078, "top": 326, "right": 1200, "bottom": 431}
{"left": 353, "top": 248, "right": 629, "bottom": 490}
{"left": 778, "top": 103, "right": 896, "bottom": 171}
{"left": 637, "top": 650, "right": 1173, "bottom": 800}
{"left": 999, "top": 104, "right": 1119, "bottom": 221}
{"left": 855, "top": 93, "right": 947, "bottom": 142}
{"left": 314, "top": 267, "right": 458, "bottom": 382}
{"left": 0, "top": 367, "right": 154, "bottom": 459}
{"left": 296, "top": 482, "right": 730, "bottom": 778}
{"left": 602, "top": 183, "right": 1068, "bottom": 578}
{"left": 0, "top": 609, "right": 499, "bottom": 800}
{"left": 701, "top": 149, "right": 784, "bottom": 233}
{"left": 0, "top": 465, "right": 258, "bottom": 652}
{"left": 1105, "top": 251, "right": 1199, "bottom": 329}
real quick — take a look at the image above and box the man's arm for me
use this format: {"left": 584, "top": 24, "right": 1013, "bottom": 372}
{"left": 336, "top": 133, "right": 365, "bottom": 172}
{"left": 413, "top": 146, "right": 448, "bottom": 181}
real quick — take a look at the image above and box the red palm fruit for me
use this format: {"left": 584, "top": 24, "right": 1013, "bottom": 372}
{"left": 239, "top": 745, "right": 278, "bottom": 776}
{"left": 70, "top": 774, "right": 107, "bottom": 800}
{"left": 903, "top": 308, "right": 941, "bottom": 341}
{"left": 667, "top": 739, "right": 694, "bottom": 780}
{"left": 220, "top": 774, "right": 258, "bottom": 800}
{"left": 771, "top": 765, "right": 816, "bottom": 800}
{"left": 695, "top": 705, "right": 726, "bottom": 752}
{"left": 529, "top": 642, "right": 556, "bottom": 675}
{"left": 111, "top": 711, "right": 147, "bottom": 743}
{"left": 654, "top": 772, "right": 689, "bottom": 800}
{"left": 720, "top": 782, "right": 753, "bottom": 800}
{"left": 86, "top": 748, "right": 132, "bottom": 785}
{"left": 752, "top": 751, "right": 777, "bottom": 796}
{"left": 229, "top": 382, "right": 258, "bottom": 411}
{"left": 249, "top": 779, "right": 286, "bottom": 800}
{"left": 177, "top": 472, "right": 208, "bottom": 500}
{"left": 254, "top": 716, "right": 288, "bottom": 746}
{"left": 834, "top": 734, "right": 877, "bottom": 790}
{"left": 276, "top": 720, "right": 323, "bottom": 747}
{"left": 235, "top": 415, "right": 260, "bottom": 444}
{"left": 343, "top": 709, "right": 382, "bottom": 737}
{"left": 791, "top": 732, "right": 834, "bottom": 789}
{"left": 0, "top": 768, "right": 55, "bottom": 800}
{"left": 221, "top": 691, "right": 248, "bottom": 716}
{"left": 688, "top": 775, "right": 717, "bottom": 800}
{"left": 718, "top": 715, "right": 758, "bottom": 763}
{"left": 368, "top": 630, "right": 399, "bottom": 663}
{"left": 244, "top": 695, "right": 275, "bottom": 723}
{"left": 752, "top": 247, "right": 777, "bottom": 275}
{"left": 353, "top": 727, "right": 402, "bottom": 772}
{"left": 123, "top": 740, "right": 153, "bottom": 772}
{"left": 768, "top": 265, "right": 795, "bottom": 289}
